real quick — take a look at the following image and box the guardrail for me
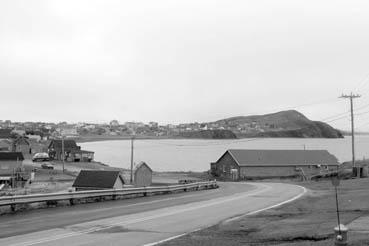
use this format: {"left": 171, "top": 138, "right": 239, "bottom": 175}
{"left": 0, "top": 180, "right": 218, "bottom": 209}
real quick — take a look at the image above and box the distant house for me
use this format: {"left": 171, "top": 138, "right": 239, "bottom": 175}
{"left": 12, "top": 129, "right": 26, "bottom": 137}
{"left": 134, "top": 162, "right": 153, "bottom": 187}
{"left": 210, "top": 149, "right": 340, "bottom": 180}
{"left": 0, "top": 152, "right": 27, "bottom": 187}
{"left": 48, "top": 139, "right": 94, "bottom": 162}
{"left": 0, "top": 129, "right": 13, "bottom": 140}
{"left": 0, "top": 140, "right": 12, "bottom": 152}
{"left": 72, "top": 170, "right": 125, "bottom": 191}
{"left": 12, "top": 137, "right": 31, "bottom": 156}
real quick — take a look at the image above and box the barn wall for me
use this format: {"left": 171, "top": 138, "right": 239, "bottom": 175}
{"left": 240, "top": 165, "right": 338, "bottom": 178}
{"left": 212, "top": 152, "right": 239, "bottom": 180}
{"left": 0, "top": 161, "right": 23, "bottom": 175}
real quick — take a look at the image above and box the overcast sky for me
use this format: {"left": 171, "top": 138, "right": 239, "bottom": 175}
{"left": 2, "top": 0, "right": 369, "bottom": 130}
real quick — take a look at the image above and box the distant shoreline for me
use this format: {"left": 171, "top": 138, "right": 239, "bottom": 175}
{"left": 75, "top": 134, "right": 349, "bottom": 144}
{"left": 75, "top": 135, "right": 172, "bottom": 143}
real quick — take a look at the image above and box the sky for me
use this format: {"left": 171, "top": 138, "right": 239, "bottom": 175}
{"left": 2, "top": 0, "right": 369, "bottom": 131}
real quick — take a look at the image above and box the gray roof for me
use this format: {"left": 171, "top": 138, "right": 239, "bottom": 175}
{"left": 72, "top": 170, "right": 124, "bottom": 189}
{"left": 134, "top": 161, "right": 153, "bottom": 172}
{"left": 219, "top": 149, "right": 339, "bottom": 166}
{"left": 0, "top": 152, "right": 24, "bottom": 161}
{"left": 49, "top": 139, "right": 79, "bottom": 150}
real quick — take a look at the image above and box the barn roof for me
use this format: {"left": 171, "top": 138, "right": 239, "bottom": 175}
{"left": 72, "top": 170, "right": 124, "bottom": 189}
{"left": 134, "top": 161, "right": 153, "bottom": 172}
{"left": 0, "top": 152, "right": 24, "bottom": 161}
{"left": 218, "top": 149, "right": 339, "bottom": 166}
{"left": 14, "top": 137, "right": 30, "bottom": 146}
{"left": 49, "top": 139, "right": 79, "bottom": 150}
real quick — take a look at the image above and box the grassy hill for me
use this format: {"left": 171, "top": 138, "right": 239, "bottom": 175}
{"left": 214, "top": 110, "right": 343, "bottom": 138}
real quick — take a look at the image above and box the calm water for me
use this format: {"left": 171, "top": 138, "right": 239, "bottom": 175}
{"left": 80, "top": 136, "right": 369, "bottom": 172}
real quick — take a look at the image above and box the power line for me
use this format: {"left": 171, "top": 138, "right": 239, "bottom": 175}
{"left": 353, "top": 72, "right": 369, "bottom": 91}
{"left": 320, "top": 111, "right": 350, "bottom": 122}
{"left": 245, "top": 97, "right": 338, "bottom": 117}
{"left": 355, "top": 110, "right": 369, "bottom": 117}
{"left": 324, "top": 114, "right": 350, "bottom": 123}
{"left": 142, "top": 137, "right": 264, "bottom": 147}
{"left": 130, "top": 135, "right": 134, "bottom": 184}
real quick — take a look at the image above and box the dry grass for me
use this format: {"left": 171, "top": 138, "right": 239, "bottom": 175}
{"left": 160, "top": 178, "right": 369, "bottom": 246}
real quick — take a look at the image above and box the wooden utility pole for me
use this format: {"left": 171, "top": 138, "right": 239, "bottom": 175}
{"left": 61, "top": 135, "right": 65, "bottom": 173}
{"left": 340, "top": 93, "right": 361, "bottom": 177}
{"left": 130, "top": 135, "right": 135, "bottom": 184}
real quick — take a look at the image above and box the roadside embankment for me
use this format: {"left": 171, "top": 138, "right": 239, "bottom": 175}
{"left": 160, "top": 178, "right": 369, "bottom": 246}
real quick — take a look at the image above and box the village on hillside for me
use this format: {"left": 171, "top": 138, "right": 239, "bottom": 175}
{"left": 0, "top": 111, "right": 335, "bottom": 139}
{"left": 0, "top": 118, "right": 270, "bottom": 139}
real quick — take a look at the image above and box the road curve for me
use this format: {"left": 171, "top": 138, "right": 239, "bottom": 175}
{"left": 0, "top": 182, "right": 305, "bottom": 246}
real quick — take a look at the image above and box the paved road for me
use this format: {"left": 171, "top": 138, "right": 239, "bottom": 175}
{"left": 0, "top": 182, "right": 305, "bottom": 246}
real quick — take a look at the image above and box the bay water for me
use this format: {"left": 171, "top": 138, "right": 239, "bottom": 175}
{"left": 80, "top": 136, "right": 369, "bottom": 172}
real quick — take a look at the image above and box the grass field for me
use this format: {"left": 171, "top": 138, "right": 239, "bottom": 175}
{"left": 160, "top": 178, "right": 369, "bottom": 246}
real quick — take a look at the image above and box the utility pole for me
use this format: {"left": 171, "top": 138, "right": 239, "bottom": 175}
{"left": 61, "top": 135, "right": 65, "bottom": 173}
{"left": 130, "top": 135, "right": 135, "bottom": 184}
{"left": 340, "top": 92, "right": 361, "bottom": 177}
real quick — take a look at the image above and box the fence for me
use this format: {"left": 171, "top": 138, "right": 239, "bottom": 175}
{"left": 0, "top": 181, "right": 218, "bottom": 209}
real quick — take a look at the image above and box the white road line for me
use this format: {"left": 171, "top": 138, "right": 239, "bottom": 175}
{"left": 6, "top": 184, "right": 269, "bottom": 246}
{"left": 143, "top": 184, "right": 307, "bottom": 246}
{"left": 142, "top": 233, "right": 187, "bottom": 246}
{"left": 224, "top": 185, "right": 307, "bottom": 223}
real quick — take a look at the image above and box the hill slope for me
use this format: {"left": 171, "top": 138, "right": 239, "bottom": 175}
{"left": 214, "top": 110, "right": 343, "bottom": 138}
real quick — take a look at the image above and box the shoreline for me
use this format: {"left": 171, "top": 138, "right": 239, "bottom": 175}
{"left": 75, "top": 135, "right": 346, "bottom": 143}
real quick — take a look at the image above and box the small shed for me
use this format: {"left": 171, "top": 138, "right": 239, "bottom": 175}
{"left": 72, "top": 170, "right": 125, "bottom": 191}
{"left": 134, "top": 162, "right": 153, "bottom": 187}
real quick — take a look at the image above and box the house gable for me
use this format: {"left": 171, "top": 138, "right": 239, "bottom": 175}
{"left": 72, "top": 170, "right": 123, "bottom": 189}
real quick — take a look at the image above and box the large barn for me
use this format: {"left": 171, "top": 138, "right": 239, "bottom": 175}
{"left": 210, "top": 149, "right": 340, "bottom": 180}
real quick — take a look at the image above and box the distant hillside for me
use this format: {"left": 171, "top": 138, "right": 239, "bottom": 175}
{"left": 214, "top": 110, "right": 343, "bottom": 138}
{"left": 178, "top": 129, "right": 237, "bottom": 139}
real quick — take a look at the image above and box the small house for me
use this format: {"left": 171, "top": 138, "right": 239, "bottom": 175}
{"left": 0, "top": 152, "right": 27, "bottom": 187}
{"left": 0, "top": 140, "right": 12, "bottom": 151}
{"left": 134, "top": 162, "right": 153, "bottom": 187}
{"left": 211, "top": 149, "right": 340, "bottom": 180}
{"left": 72, "top": 170, "right": 125, "bottom": 191}
{"left": 48, "top": 139, "right": 94, "bottom": 162}
{"left": 0, "top": 129, "right": 12, "bottom": 140}
{"left": 12, "top": 137, "right": 31, "bottom": 157}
